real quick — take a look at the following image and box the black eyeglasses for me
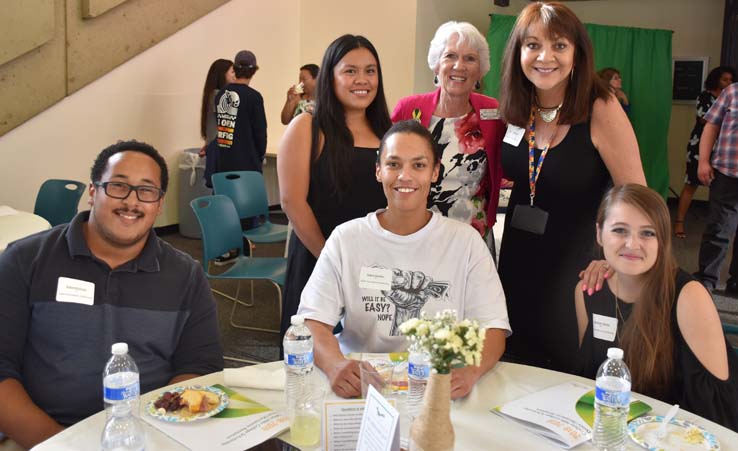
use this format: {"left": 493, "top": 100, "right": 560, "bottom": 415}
{"left": 94, "top": 181, "right": 164, "bottom": 203}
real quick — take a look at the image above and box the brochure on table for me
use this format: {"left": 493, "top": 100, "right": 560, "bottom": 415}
{"left": 357, "top": 385, "right": 400, "bottom": 451}
{"left": 143, "top": 384, "right": 289, "bottom": 451}
{"left": 492, "top": 381, "right": 651, "bottom": 449}
{"left": 322, "top": 395, "right": 398, "bottom": 451}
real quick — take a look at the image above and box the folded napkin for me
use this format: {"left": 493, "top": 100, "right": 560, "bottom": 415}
{"left": 223, "top": 365, "right": 285, "bottom": 390}
{"left": 0, "top": 206, "right": 18, "bottom": 217}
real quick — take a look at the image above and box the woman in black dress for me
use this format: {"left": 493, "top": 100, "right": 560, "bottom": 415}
{"left": 576, "top": 184, "right": 738, "bottom": 431}
{"left": 674, "top": 66, "right": 735, "bottom": 238}
{"left": 277, "top": 35, "right": 391, "bottom": 340}
{"left": 497, "top": 2, "right": 645, "bottom": 373}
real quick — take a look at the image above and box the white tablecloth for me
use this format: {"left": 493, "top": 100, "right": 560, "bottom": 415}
{"left": 31, "top": 361, "right": 738, "bottom": 450}
{"left": 0, "top": 207, "right": 51, "bottom": 252}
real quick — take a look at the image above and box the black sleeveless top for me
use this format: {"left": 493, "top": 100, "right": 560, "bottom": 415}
{"left": 498, "top": 121, "right": 611, "bottom": 373}
{"left": 280, "top": 146, "right": 386, "bottom": 337}
{"left": 580, "top": 269, "right": 738, "bottom": 431}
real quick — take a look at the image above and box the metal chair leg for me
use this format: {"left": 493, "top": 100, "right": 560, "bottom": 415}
{"left": 211, "top": 280, "right": 256, "bottom": 308}
{"left": 225, "top": 280, "right": 281, "bottom": 334}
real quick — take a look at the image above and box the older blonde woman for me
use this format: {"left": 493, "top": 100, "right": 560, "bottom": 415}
{"left": 391, "top": 21, "right": 506, "bottom": 257}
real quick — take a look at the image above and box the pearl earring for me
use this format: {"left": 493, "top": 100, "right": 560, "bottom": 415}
{"left": 433, "top": 75, "right": 438, "bottom": 85}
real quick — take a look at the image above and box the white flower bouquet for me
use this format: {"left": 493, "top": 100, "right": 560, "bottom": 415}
{"left": 399, "top": 310, "right": 485, "bottom": 374}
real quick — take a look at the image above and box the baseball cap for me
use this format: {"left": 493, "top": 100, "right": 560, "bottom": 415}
{"left": 234, "top": 50, "right": 257, "bottom": 68}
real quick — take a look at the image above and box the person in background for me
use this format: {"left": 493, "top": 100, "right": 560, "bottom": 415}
{"left": 497, "top": 1, "right": 645, "bottom": 373}
{"left": 674, "top": 66, "right": 736, "bottom": 239}
{"left": 199, "top": 58, "right": 236, "bottom": 158}
{"left": 696, "top": 80, "right": 738, "bottom": 294}
{"left": 597, "top": 67, "right": 630, "bottom": 114}
{"left": 298, "top": 120, "right": 510, "bottom": 399}
{"left": 205, "top": 50, "right": 267, "bottom": 186}
{"left": 391, "top": 21, "right": 506, "bottom": 258}
{"left": 277, "top": 35, "right": 391, "bottom": 341}
{"left": 0, "top": 141, "right": 223, "bottom": 449}
{"left": 576, "top": 184, "right": 738, "bottom": 431}
{"left": 280, "top": 64, "right": 320, "bottom": 125}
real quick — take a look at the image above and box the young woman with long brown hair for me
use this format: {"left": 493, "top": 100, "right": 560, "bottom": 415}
{"left": 575, "top": 184, "right": 738, "bottom": 431}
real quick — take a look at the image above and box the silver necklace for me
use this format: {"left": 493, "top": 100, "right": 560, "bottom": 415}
{"left": 536, "top": 103, "right": 563, "bottom": 123}
{"left": 534, "top": 95, "right": 563, "bottom": 123}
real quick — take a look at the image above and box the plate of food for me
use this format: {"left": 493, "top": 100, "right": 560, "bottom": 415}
{"left": 628, "top": 416, "right": 720, "bottom": 450}
{"left": 146, "top": 385, "right": 228, "bottom": 422}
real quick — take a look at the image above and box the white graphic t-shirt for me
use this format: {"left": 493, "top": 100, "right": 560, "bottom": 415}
{"left": 298, "top": 210, "right": 511, "bottom": 354}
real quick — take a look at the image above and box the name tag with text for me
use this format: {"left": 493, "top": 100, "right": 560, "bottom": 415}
{"left": 358, "top": 267, "right": 392, "bottom": 291}
{"left": 592, "top": 313, "right": 617, "bottom": 342}
{"left": 56, "top": 277, "right": 95, "bottom": 305}
{"left": 503, "top": 125, "right": 525, "bottom": 146}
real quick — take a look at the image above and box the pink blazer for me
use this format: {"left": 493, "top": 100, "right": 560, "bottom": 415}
{"left": 391, "top": 88, "right": 506, "bottom": 227}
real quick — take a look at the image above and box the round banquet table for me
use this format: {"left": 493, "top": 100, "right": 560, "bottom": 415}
{"left": 31, "top": 361, "right": 738, "bottom": 450}
{"left": 0, "top": 207, "right": 51, "bottom": 252}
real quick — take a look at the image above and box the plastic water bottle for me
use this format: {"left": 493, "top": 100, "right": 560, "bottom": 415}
{"left": 407, "top": 342, "right": 431, "bottom": 421}
{"left": 100, "top": 404, "right": 145, "bottom": 451}
{"left": 103, "top": 343, "right": 140, "bottom": 417}
{"left": 593, "top": 347, "right": 631, "bottom": 451}
{"left": 283, "top": 315, "right": 318, "bottom": 446}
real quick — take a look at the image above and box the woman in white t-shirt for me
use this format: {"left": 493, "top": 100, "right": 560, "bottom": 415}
{"left": 298, "top": 120, "right": 510, "bottom": 399}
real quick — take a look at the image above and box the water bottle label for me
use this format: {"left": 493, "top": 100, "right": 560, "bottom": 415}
{"left": 287, "top": 352, "right": 313, "bottom": 367}
{"left": 104, "top": 383, "right": 140, "bottom": 402}
{"left": 408, "top": 362, "right": 430, "bottom": 379}
{"left": 595, "top": 386, "right": 630, "bottom": 408}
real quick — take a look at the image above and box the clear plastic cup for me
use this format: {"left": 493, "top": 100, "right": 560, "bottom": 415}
{"left": 360, "top": 359, "right": 396, "bottom": 398}
{"left": 289, "top": 386, "right": 324, "bottom": 447}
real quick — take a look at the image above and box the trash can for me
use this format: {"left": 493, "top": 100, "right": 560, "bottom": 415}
{"left": 178, "top": 148, "right": 210, "bottom": 238}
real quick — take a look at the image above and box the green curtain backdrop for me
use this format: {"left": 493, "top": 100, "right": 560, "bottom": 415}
{"left": 483, "top": 15, "right": 673, "bottom": 197}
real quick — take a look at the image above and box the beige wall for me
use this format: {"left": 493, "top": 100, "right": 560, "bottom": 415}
{"left": 0, "top": 0, "right": 725, "bottom": 227}
{"left": 0, "top": 0, "right": 300, "bottom": 226}
{"left": 300, "top": 0, "right": 418, "bottom": 114}
{"left": 479, "top": 0, "right": 724, "bottom": 200}
{"left": 0, "top": 0, "right": 228, "bottom": 137}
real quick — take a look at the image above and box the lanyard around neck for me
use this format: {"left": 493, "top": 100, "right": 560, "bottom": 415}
{"left": 527, "top": 108, "right": 551, "bottom": 206}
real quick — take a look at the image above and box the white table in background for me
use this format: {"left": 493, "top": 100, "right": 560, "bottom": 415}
{"left": 0, "top": 207, "right": 51, "bottom": 252}
{"left": 32, "top": 361, "right": 738, "bottom": 450}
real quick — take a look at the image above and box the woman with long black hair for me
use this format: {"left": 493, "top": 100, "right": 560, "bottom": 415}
{"left": 277, "top": 35, "right": 392, "bottom": 339}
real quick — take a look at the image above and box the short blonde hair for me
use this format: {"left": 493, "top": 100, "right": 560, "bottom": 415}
{"left": 427, "top": 21, "right": 490, "bottom": 77}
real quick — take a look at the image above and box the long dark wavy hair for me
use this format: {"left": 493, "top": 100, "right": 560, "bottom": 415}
{"left": 200, "top": 59, "right": 233, "bottom": 140}
{"left": 704, "top": 65, "right": 737, "bottom": 91}
{"left": 499, "top": 1, "right": 610, "bottom": 126}
{"left": 596, "top": 184, "right": 678, "bottom": 399}
{"left": 311, "top": 34, "right": 391, "bottom": 197}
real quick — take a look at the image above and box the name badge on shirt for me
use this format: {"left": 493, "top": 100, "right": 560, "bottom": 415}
{"left": 503, "top": 125, "right": 525, "bottom": 146}
{"left": 479, "top": 108, "right": 499, "bottom": 120}
{"left": 592, "top": 313, "right": 617, "bottom": 342}
{"left": 358, "top": 266, "right": 392, "bottom": 291}
{"left": 56, "top": 277, "right": 95, "bottom": 305}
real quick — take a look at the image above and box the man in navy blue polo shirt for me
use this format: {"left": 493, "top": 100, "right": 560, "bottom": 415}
{"left": 0, "top": 141, "right": 223, "bottom": 449}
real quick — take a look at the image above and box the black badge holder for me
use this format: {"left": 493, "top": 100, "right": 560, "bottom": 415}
{"left": 510, "top": 204, "right": 548, "bottom": 235}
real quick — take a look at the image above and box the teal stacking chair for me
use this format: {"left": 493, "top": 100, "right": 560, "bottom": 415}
{"left": 33, "top": 179, "right": 86, "bottom": 226}
{"left": 211, "top": 171, "right": 288, "bottom": 251}
{"left": 190, "top": 195, "right": 286, "bottom": 335}
{"left": 723, "top": 323, "right": 738, "bottom": 356}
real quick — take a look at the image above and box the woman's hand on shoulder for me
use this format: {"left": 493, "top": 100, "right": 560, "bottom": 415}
{"left": 591, "top": 93, "right": 645, "bottom": 186}
{"left": 578, "top": 259, "right": 613, "bottom": 295}
{"left": 677, "top": 280, "right": 730, "bottom": 380}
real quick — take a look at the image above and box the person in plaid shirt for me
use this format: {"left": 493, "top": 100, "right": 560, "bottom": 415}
{"left": 697, "top": 82, "right": 738, "bottom": 293}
